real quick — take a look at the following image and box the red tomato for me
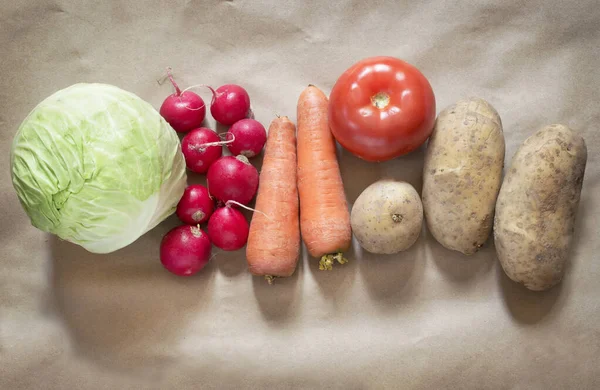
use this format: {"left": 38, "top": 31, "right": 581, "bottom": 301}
{"left": 328, "top": 56, "right": 436, "bottom": 162}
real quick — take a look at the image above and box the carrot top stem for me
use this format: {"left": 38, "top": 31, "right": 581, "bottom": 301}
{"left": 318, "top": 252, "right": 348, "bottom": 271}
{"left": 265, "top": 275, "right": 276, "bottom": 284}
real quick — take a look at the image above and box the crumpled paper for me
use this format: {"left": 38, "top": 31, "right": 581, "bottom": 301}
{"left": 1, "top": 0, "right": 599, "bottom": 389}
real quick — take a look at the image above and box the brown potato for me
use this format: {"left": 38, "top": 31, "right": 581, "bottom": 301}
{"left": 351, "top": 180, "right": 423, "bottom": 255}
{"left": 422, "top": 97, "right": 505, "bottom": 255}
{"left": 494, "top": 124, "right": 587, "bottom": 291}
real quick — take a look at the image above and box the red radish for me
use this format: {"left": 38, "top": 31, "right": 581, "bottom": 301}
{"left": 210, "top": 84, "right": 251, "bottom": 125}
{"left": 226, "top": 119, "right": 267, "bottom": 158}
{"left": 208, "top": 203, "right": 250, "bottom": 251}
{"left": 159, "top": 68, "right": 206, "bottom": 133}
{"left": 181, "top": 127, "right": 223, "bottom": 173}
{"left": 176, "top": 184, "right": 215, "bottom": 225}
{"left": 160, "top": 225, "right": 212, "bottom": 276}
{"left": 206, "top": 155, "right": 259, "bottom": 205}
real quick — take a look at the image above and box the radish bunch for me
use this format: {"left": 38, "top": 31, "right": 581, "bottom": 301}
{"left": 157, "top": 68, "right": 267, "bottom": 277}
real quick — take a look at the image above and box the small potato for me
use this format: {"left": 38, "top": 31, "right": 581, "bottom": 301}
{"left": 494, "top": 124, "right": 587, "bottom": 291}
{"left": 351, "top": 180, "right": 423, "bottom": 254}
{"left": 422, "top": 97, "right": 505, "bottom": 255}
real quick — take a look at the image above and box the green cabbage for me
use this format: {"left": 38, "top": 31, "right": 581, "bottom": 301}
{"left": 10, "top": 83, "right": 187, "bottom": 253}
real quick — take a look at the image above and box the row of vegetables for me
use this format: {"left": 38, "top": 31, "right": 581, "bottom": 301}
{"left": 9, "top": 56, "right": 587, "bottom": 292}
{"left": 155, "top": 57, "right": 588, "bottom": 292}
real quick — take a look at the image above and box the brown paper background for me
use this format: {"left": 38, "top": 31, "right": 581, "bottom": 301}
{"left": 1, "top": 1, "right": 599, "bottom": 389}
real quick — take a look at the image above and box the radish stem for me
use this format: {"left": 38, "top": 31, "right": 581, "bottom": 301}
{"left": 166, "top": 67, "right": 181, "bottom": 96}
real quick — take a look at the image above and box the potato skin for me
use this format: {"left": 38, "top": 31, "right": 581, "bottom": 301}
{"left": 351, "top": 180, "right": 423, "bottom": 254}
{"left": 494, "top": 124, "right": 587, "bottom": 291}
{"left": 422, "top": 97, "right": 505, "bottom": 255}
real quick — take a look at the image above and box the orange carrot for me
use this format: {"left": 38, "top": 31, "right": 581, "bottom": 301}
{"left": 246, "top": 116, "right": 300, "bottom": 282}
{"left": 297, "top": 85, "right": 352, "bottom": 270}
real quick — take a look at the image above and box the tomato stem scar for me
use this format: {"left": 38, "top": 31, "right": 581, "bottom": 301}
{"left": 371, "top": 92, "right": 390, "bottom": 109}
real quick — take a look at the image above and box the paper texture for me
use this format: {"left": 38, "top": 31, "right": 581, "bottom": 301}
{"left": 1, "top": 1, "right": 599, "bottom": 389}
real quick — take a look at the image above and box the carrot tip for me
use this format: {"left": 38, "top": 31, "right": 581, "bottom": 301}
{"left": 318, "top": 252, "right": 348, "bottom": 271}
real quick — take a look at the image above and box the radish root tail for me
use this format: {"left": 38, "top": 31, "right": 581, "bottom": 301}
{"left": 183, "top": 104, "right": 206, "bottom": 111}
{"left": 225, "top": 200, "right": 273, "bottom": 221}
{"left": 318, "top": 252, "right": 348, "bottom": 271}
{"left": 181, "top": 84, "right": 218, "bottom": 106}
{"left": 193, "top": 133, "right": 235, "bottom": 151}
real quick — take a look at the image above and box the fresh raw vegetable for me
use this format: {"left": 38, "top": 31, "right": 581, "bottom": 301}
{"left": 246, "top": 116, "right": 300, "bottom": 282}
{"left": 176, "top": 184, "right": 215, "bottom": 225}
{"left": 206, "top": 155, "right": 259, "bottom": 205}
{"left": 494, "top": 124, "right": 587, "bottom": 291}
{"left": 351, "top": 180, "right": 423, "bottom": 254}
{"left": 329, "top": 56, "right": 436, "bottom": 162}
{"left": 159, "top": 69, "right": 206, "bottom": 133}
{"left": 181, "top": 127, "right": 224, "bottom": 174}
{"left": 10, "top": 83, "right": 187, "bottom": 254}
{"left": 297, "top": 85, "right": 352, "bottom": 270}
{"left": 210, "top": 84, "right": 251, "bottom": 125}
{"left": 226, "top": 118, "right": 267, "bottom": 158}
{"left": 207, "top": 202, "right": 250, "bottom": 251}
{"left": 422, "top": 97, "right": 505, "bottom": 255}
{"left": 160, "top": 224, "right": 212, "bottom": 276}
